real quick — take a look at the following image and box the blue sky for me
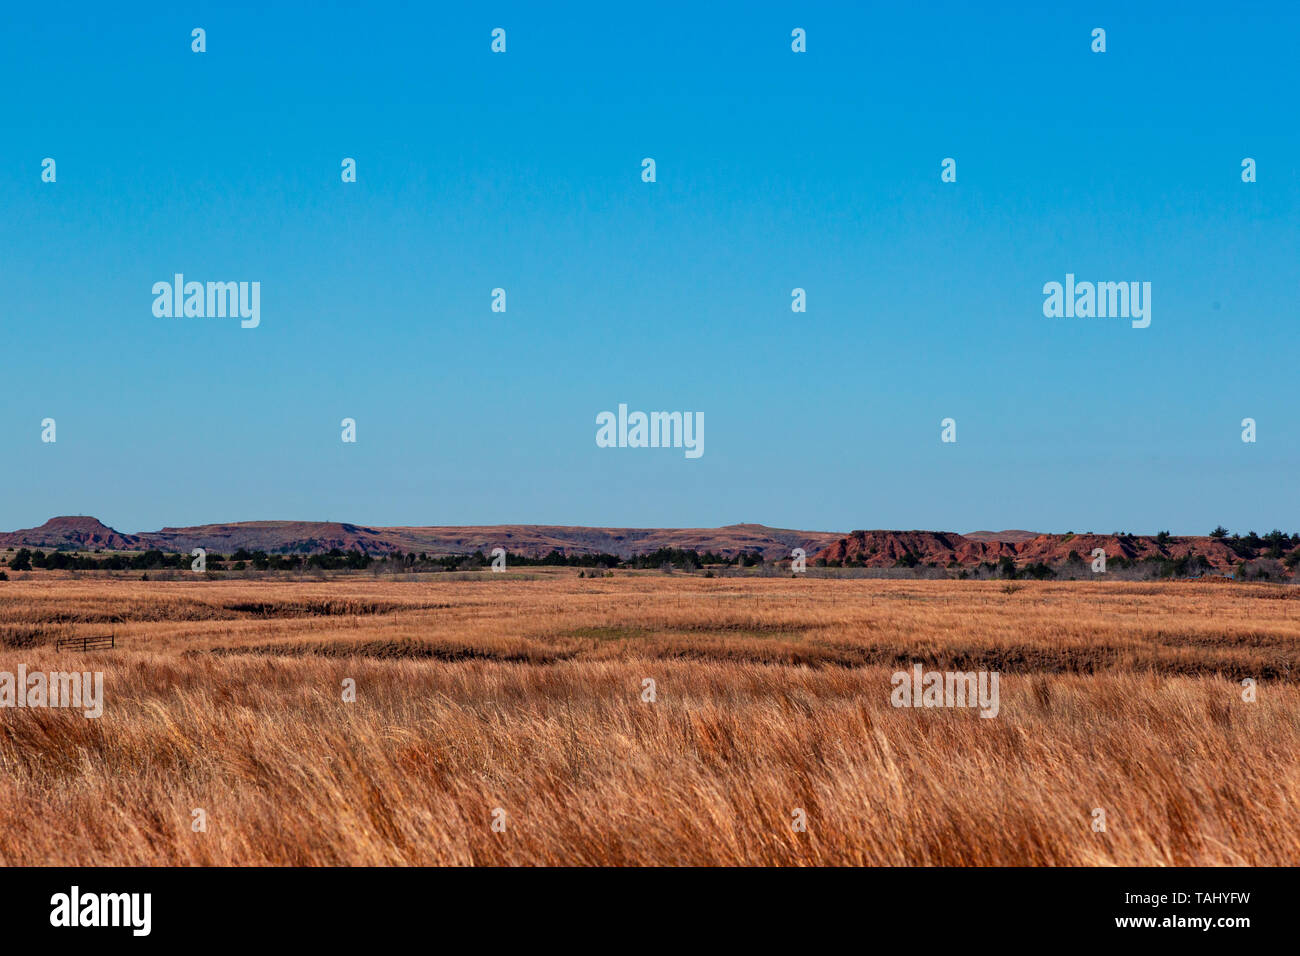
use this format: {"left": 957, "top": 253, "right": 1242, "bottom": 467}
{"left": 2, "top": 1, "right": 1296, "bottom": 535}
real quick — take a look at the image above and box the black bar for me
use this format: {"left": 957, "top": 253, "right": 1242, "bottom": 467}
{"left": 0, "top": 866, "right": 1276, "bottom": 944}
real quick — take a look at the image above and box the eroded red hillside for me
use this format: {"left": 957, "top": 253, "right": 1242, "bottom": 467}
{"left": 814, "top": 530, "right": 1267, "bottom": 575}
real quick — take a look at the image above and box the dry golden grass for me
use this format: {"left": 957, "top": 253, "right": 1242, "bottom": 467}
{"left": 0, "top": 573, "right": 1297, "bottom": 865}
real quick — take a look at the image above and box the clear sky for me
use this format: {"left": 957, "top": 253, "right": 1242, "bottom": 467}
{"left": 2, "top": 1, "right": 1296, "bottom": 535}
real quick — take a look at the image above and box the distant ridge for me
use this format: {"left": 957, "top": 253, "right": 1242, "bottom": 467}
{"left": 1, "top": 518, "right": 1292, "bottom": 575}
{"left": 0, "top": 517, "right": 842, "bottom": 561}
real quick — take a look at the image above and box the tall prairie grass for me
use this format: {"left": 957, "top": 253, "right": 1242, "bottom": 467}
{"left": 0, "top": 575, "right": 1295, "bottom": 864}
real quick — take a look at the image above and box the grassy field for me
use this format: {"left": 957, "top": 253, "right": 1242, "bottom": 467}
{"left": 0, "top": 572, "right": 1297, "bottom": 865}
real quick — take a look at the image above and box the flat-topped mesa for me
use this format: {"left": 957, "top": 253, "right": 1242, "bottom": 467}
{"left": 0, "top": 516, "right": 141, "bottom": 550}
{"left": 144, "top": 521, "right": 397, "bottom": 555}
